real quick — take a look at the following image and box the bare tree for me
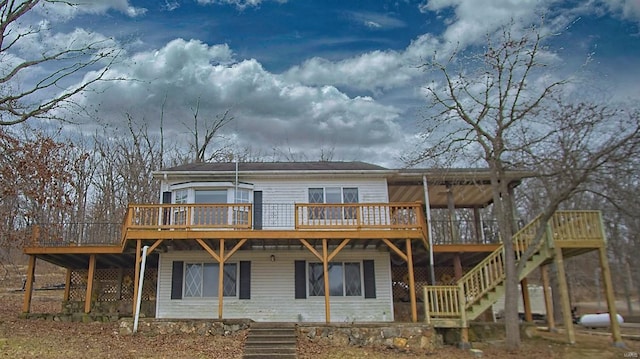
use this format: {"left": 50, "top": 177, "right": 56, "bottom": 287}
{"left": 408, "top": 22, "right": 640, "bottom": 349}
{"left": 186, "top": 98, "right": 233, "bottom": 162}
{"left": 0, "top": 0, "right": 120, "bottom": 126}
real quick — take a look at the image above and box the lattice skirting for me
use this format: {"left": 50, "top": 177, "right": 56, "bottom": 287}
{"left": 69, "top": 268, "right": 157, "bottom": 302}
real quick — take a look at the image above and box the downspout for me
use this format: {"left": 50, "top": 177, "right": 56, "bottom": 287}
{"left": 133, "top": 245, "right": 149, "bottom": 334}
{"left": 422, "top": 175, "right": 436, "bottom": 285}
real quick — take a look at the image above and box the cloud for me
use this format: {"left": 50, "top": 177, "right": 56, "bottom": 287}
{"left": 63, "top": 39, "right": 408, "bottom": 163}
{"left": 600, "top": 0, "right": 640, "bottom": 22}
{"left": 36, "top": 0, "right": 147, "bottom": 20}
{"left": 346, "top": 11, "right": 407, "bottom": 30}
{"left": 283, "top": 34, "right": 440, "bottom": 93}
{"left": 420, "top": 0, "right": 549, "bottom": 47}
{"left": 196, "top": 0, "right": 288, "bottom": 10}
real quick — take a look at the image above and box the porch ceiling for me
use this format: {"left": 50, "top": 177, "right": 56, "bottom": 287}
{"left": 387, "top": 169, "right": 531, "bottom": 208}
{"left": 388, "top": 183, "right": 494, "bottom": 208}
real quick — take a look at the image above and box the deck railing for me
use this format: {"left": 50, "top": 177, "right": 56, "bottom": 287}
{"left": 127, "top": 204, "right": 253, "bottom": 230}
{"left": 430, "top": 219, "right": 501, "bottom": 245}
{"left": 295, "top": 203, "right": 422, "bottom": 230}
{"left": 29, "top": 222, "right": 122, "bottom": 247}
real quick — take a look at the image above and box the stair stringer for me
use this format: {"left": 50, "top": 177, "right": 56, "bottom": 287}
{"left": 465, "top": 248, "right": 551, "bottom": 320}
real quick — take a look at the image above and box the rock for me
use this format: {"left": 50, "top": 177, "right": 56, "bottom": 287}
{"left": 393, "top": 337, "right": 408, "bottom": 349}
{"left": 470, "top": 348, "right": 483, "bottom": 357}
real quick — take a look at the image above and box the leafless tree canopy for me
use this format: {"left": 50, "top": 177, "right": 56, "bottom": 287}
{"left": 0, "top": 0, "right": 121, "bottom": 126}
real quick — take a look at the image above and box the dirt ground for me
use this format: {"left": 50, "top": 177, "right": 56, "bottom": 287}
{"left": 2, "top": 264, "right": 640, "bottom": 358}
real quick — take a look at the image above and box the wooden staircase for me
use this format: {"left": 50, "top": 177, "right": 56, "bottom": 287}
{"left": 243, "top": 322, "right": 297, "bottom": 359}
{"left": 424, "top": 211, "right": 605, "bottom": 328}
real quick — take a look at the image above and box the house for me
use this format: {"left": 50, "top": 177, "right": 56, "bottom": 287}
{"left": 22, "top": 161, "right": 622, "bottom": 344}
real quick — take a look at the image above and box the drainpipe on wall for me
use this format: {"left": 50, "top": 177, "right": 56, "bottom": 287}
{"left": 422, "top": 175, "right": 436, "bottom": 285}
{"left": 133, "top": 245, "right": 149, "bottom": 334}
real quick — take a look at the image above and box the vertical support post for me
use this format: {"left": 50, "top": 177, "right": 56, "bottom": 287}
{"left": 132, "top": 240, "right": 141, "bottom": 315}
{"left": 406, "top": 238, "right": 417, "bottom": 322}
{"left": 422, "top": 175, "right": 436, "bottom": 285}
{"left": 84, "top": 254, "right": 96, "bottom": 313}
{"left": 218, "top": 239, "right": 225, "bottom": 320}
{"left": 63, "top": 268, "right": 72, "bottom": 301}
{"left": 322, "top": 239, "right": 331, "bottom": 323}
{"left": 453, "top": 254, "right": 463, "bottom": 281}
{"left": 22, "top": 255, "right": 36, "bottom": 313}
{"left": 541, "top": 265, "right": 555, "bottom": 331}
{"left": 446, "top": 184, "right": 458, "bottom": 243}
{"left": 598, "top": 245, "right": 624, "bottom": 346}
{"left": 473, "top": 207, "right": 483, "bottom": 243}
{"left": 553, "top": 246, "right": 575, "bottom": 344}
{"left": 521, "top": 277, "right": 533, "bottom": 322}
{"left": 458, "top": 283, "right": 470, "bottom": 349}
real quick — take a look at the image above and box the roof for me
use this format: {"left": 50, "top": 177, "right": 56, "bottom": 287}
{"left": 160, "top": 161, "right": 389, "bottom": 172}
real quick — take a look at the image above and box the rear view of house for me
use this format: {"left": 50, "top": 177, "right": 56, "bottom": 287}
{"left": 22, "top": 161, "right": 621, "bottom": 346}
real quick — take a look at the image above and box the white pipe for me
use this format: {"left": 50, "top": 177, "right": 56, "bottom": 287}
{"left": 422, "top": 175, "right": 436, "bottom": 285}
{"left": 133, "top": 245, "right": 149, "bottom": 334}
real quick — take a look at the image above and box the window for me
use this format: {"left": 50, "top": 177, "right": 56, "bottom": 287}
{"left": 173, "top": 190, "right": 189, "bottom": 225}
{"left": 183, "top": 262, "right": 237, "bottom": 298}
{"left": 308, "top": 262, "right": 362, "bottom": 297}
{"left": 194, "top": 189, "right": 228, "bottom": 225}
{"left": 233, "top": 189, "right": 251, "bottom": 225}
{"left": 308, "top": 187, "right": 359, "bottom": 220}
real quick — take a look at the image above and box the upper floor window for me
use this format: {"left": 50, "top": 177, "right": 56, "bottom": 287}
{"left": 174, "top": 189, "right": 188, "bottom": 204}
{"left": 308, "top": 187, "right": 359, "bottom": 219}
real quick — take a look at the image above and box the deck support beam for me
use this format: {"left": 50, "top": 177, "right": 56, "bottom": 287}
{"left": 22, "top": 255, "right": 36, "bottom": 313}
{"left": 553, "top": 246, "right": 575, "bottom": 344}
{"left": 540, "top": 265, "right": 555, "bottom": 331}
{"left": 598, "top": 245, "right": 624, "bottom": 346}
{"left": 84, "top": 254, "right": 96, "bottom": 313}
{"left": 521, "top": 277, "right": 533, "bottom": 322}
{"left": 218, "top": 239, "right": 225, "bottom": 320}
{"left": 132, "top": 240, "right": 141, "bottom": 315}
{"left": 406, "top": 238, "right": 418, "bottom": 322}
{"left": 322, "top": 239, "right": 331, "bottom": 323}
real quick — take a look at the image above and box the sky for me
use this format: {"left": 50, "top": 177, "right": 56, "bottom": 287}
{"left": 7, "top": 0, "right": 640, "bottom": 167}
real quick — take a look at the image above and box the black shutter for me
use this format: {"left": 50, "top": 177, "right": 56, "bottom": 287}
{"left": 239, "top": 261, "right": 251, "bottom": 299}
{"left": 162, "top": 191, "right": 172, "bottom": 225}
{"left": 294, "top": 260, "right": 306, "bottom": 299}
{"left": 171, "top": 261, "right": 184, "bottom": 299}
{"left": 253, "top": 191, "right": 263, "bottom": 230}
{"left": 363, "top": 260, "right": 376, "bottom": 299}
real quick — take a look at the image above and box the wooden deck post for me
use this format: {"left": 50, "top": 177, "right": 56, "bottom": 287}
{"left": 453, "top": 254, "right": 463, "bottom": 281}
{"left": 84, "top": 254, "right": 96, "bottom": 313}
{"left": 446, "top": 185, "right": 459, "bottom": 243}
{"left": 22, "top": 255, "right": 36, "bottom": 313}
{"left": 63, "top": 268, "right": 72, "bottom": 301}
{"left": 598, "top": 245, "right": 624, "bottom": 346}
{"left": 553, "top": 246, "right": 575, "bottom": 344}
{"left": 218, "top": 239, "right": 225, "bottom": 320}
{"left": 406, "top": 238, "right": 417, "bottom": 322}
{"left": 521, "top": 277, "right": 533, "bottom": 322}
{"left": 322, "top": 239, "right": 331, "bottom": 323}
{"left": 132, "top": 240, "right": 141, "bottom": 315}
{"left": 540, "top": 265, "right": 556, "bottom": 331}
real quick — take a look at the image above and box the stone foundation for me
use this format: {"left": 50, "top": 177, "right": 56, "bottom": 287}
{"left": 298, "top": 323, "right": 441, "bottom": 352}
{"left": 62, "top": 300, "right": 155, "bottom": 317}
{"left": 118, "top": 318, "right": 252, "bottom": 336}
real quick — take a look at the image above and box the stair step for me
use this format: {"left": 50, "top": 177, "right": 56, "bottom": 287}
{"left": 243, "top": 354, "right": 296, "bottom": 359}
{"left": 243, "top": 323, "right": 298, "bottom": 359}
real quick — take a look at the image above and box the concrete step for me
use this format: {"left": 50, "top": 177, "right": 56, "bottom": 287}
{"left": 242, "top": 323, "right": 298, "bottom": 359}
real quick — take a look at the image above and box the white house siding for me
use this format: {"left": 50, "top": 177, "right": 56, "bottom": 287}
{"left": 156, "top": 249, "right": 394, "bottom": 322}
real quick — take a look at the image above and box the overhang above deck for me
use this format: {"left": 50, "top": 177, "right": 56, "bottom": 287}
{"left": 387, "top": 169, "right": 532, "bottom": 208}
